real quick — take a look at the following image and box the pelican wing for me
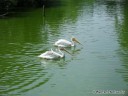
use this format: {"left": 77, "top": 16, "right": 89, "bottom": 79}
{"left": 38, "top": 51, "right": 53, "bottom": 58}
{"left": 54, "top": 39, "right": 72, "bottom": 47}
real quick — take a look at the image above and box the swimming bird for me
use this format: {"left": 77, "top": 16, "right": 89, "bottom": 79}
{"left": 38, "top": 47, "right": 71, "bottom": 60}
{"left": 54, "top": 36, "right": 81, "bottom": 48}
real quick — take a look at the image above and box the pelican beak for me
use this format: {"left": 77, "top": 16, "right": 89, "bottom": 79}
{"left": 63, "top": 48, "right": 73, "bottom": 56}
{"left": 74, "top": 38, "right": 82, "bottom": 45}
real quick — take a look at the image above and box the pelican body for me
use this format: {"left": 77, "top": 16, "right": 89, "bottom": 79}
{"left": 38, "top": 48, "right": 70, "bottom": 60}
{"left": 54, "top": 37, "right": 81, "bottom": 48}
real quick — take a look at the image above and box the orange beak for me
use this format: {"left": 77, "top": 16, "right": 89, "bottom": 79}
{"left": 74, "top": 38, "right": 82, "bottom": 45}
{"left": 62, "top": 48, "right": 73, "bottom": 56}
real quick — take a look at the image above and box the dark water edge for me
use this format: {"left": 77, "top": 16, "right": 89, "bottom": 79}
{"left": 0, "top": 0, "right": 128, "bottom": 18}
{"left": 0, "top": 0, "right": 62, "bottom": 17}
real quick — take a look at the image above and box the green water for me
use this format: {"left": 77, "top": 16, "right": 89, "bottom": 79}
{"left": 0, "top": 0, "right": 128, "bottom": 96}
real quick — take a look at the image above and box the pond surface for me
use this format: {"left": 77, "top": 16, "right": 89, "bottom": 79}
{"left": 0, "top": 0, "right": 128, "bottom": 96}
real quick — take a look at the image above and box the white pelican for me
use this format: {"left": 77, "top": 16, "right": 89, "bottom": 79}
{"left": 38, "top": 47, "right": 71, "bottom": 60}
{"left": 54, "top": 37, "right": 81, "bottom": 48}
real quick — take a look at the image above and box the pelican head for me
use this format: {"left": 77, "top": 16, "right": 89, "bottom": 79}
{"left": 71, "top": 37, "right": 82, "bottom": 45}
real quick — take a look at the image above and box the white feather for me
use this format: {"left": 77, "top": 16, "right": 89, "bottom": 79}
{"left": 54, "top": 39, "right": 73, "bottom": 47}
{"left": 38, "top": 48, "right": 64, "bottom": 60}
